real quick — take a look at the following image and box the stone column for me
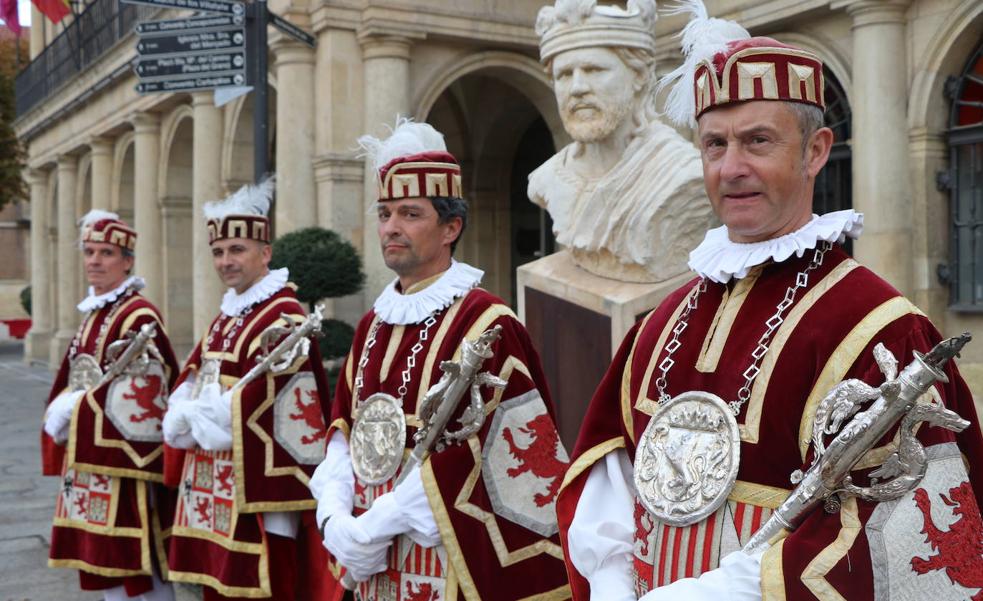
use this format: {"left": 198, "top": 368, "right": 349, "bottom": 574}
{"left": 25, "top": 168, "right": 52, "bottom": 362}
{"left": 51, "top": 156, "right": 79, "bottom": 365}
{"left": 359, "top": 34, "right": 412, "bottom": 302}
{"left": 89, "top": 137, "right": 113, "bottom": 212}
{"left": 132, "top": 113, "right": 164, "bottom": 305}
{"left": 29, "top": 7, "right": 44, "bottom": 60}
{"left": 274, "top": 40, "right": 317, "bottom": 235}
{"left": 192, "top": 93, "right": 226, "bottom": 335}
{"left": 841, "top": 0, "right": 913, "bottom": 294}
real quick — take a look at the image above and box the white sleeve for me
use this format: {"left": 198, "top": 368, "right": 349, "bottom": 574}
{"left": 310, "top": 430, "right": 355, "bottom": 529}
{"left": 567, "top": 449, "right": 637, "bottom": 601}
{"left": 638, "top": 550, "right": 763, "bottom": 601}
{"left": 357, "top": 466, "right": 441, "bottom": 548}
{"left": 188, "top": 384, "right": 233, "bottom": 451}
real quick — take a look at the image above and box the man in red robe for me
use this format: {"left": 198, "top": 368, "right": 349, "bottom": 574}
{"left": 161, "top": 180, "right": 334, "bottom": 600}
{"left": 42, "top": 210, "right": 180, "bottom": 601}
{"left": 309, "top": 120, "right": 572, "bottom": 600}
{"left": 555, "top": 3, "right": 983, "bottom": 600}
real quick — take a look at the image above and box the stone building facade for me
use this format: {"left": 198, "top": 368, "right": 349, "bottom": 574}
{"left": 14, "top": 0, "right": 983, "bottom": 407}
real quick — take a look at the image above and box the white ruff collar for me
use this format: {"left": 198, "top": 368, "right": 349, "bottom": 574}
{"left": 220, "top": 268, "right": 289, "bottom": 317}
{"left": 77, "top": 276, "right": 145, "bottom": 313}
{"left": 688, "top": 210, "right": 864, "bottom": 284}
{"left": 374, "top": 260, "right": 484, "bottom": 325}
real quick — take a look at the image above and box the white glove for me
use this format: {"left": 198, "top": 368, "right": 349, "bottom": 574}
{"left": 44, "top": 390, "right": 85, "bottom": 444}
{"left": 163, "top": 381, "right": 196, "bottom": 449}
{"left": 322, "top": 513, "right": 391, "bottom": 582}
{"left": 189, "top": 383, "right": 234, "bottom": 451}
{"left": 357, "top": 467, "right": 441, "bottom": 548}
{"left": 638, "top": 550, "right": 764, "bottom": 601}
{"left": 310, "top": 431, "right": 355, "bottom": 532}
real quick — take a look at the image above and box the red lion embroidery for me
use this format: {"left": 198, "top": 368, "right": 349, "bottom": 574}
{"left": 288, "top": 388, "right": 327, "bottom": 445}
{"left": 125, "top": 375, "right": 165, "bottom": 428}
{"left": 634, "top": 502, "right": 654, "bottom": 557}
{"left": 502, "top": 413, "right": 567, "bottom": 507}
{"left": 92, "top": 474, "right": 110, "bottom": 489}
{"left": 405, "top": 581, "right": 439, "bottom": 601}
{"left": 194, "top": 497, "right": 212, "bottom": 524}
{"left": 215, "top": 464, "right": 234, "bottom": 496}
{"left": 74, "top": 494, "right": 88, "bottom": 517}
{"left": 910, "top": 482, "right": 983, "bottom": 599}
{"left": 354, "top": 479, "right": 369, "bottom": 507}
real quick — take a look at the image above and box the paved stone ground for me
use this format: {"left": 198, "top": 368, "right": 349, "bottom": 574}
{"left": 0, "top": 343, "right": 198, "bottom": 601}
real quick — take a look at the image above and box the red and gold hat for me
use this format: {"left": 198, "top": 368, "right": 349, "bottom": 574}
{"left": 79, "top": 210, "right": 137, "bottom": 251}
{"left": 377, "top": 150, "right": 462, "bottom": 202}
{"left": 359, "top": 119, "right": 464, "bottom": 202}
{"left": 203, "top": 179, "right": 273, "bottom": 244}
{"left": 692, "top": 37, "right": 824, "bottom": 120}
{"left": 659, "top": 1, "right": 825, "bottom": 126}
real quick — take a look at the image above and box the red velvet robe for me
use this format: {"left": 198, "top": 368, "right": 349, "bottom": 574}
{"left": 163, "top": 285, "right": 333, "bottom": 599}
{"left": 329, "top": 287, "right": 571, "bottom": 601}
{"left": 557, "top": 245, "right": 983, "bottom": 600}
{"left": 42, "top": 291, "right": 180, "bottom": 590}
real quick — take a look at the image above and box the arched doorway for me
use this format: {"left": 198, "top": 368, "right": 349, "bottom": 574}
{"left": 113, "top": 135, "right": 135, "bottom": 223}
{"left": 423, "top": 65, "right": 561, "bottom": 306}
{"left": 813, "top": 68, "right": 853, "bottom": 244}
{"left": 160, "top": 109, "right": 194, "bottom": 352}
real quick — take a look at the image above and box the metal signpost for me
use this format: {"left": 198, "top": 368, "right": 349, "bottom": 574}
{"left": 125, "top": 0, "right": 316, "bottom": 196}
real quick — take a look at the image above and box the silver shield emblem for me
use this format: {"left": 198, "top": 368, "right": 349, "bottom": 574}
{"left": 69, "top": 354, "right": 102, "bottom": 392}
{"left": 350, "top": 392, "right": 406, "bottom": 485}
{"left": 634, "top": 391, "right": 740, "bottom": 527}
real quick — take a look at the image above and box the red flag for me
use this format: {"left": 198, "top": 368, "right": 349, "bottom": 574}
{"left": 1, "top": 0, "right": 20, "bottom": 35}
{"left": 31, "top": 0, "right": 70, "bottom": 23}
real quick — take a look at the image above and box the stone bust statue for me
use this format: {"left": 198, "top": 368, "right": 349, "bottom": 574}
{"left": 529, "top": 0, "right": 715, "bottom": 283}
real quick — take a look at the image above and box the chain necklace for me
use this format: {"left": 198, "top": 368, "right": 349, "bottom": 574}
{"left": 68, "top": 284, "right": 139, "bottom": 364}
{"left": 206, "top": 304, "right": 258, "bottom": 352}
{"left": 352, "top": 312, "right": 440, "bottom": 411}
{"left": 655, "top": 241, "right": 832, "bottom": 416}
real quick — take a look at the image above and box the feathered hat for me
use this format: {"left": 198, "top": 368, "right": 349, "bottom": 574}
{"left": 535, "top": 0, "right": 657, "bottom": 63}
{"left": 658, "top": 0, "right": 825, "bottom": 127}
{"left": 358, "top": 118, "right": 462, "bottom": 202}
{"left": 78, "top": 210, "right": 137, "bottom": 251}
{"left": 203, "top": 178, "right": 274, "bottom": 244}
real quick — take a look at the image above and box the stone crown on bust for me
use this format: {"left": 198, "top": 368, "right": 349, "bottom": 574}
{"left": 203, "top": 178, "right": 273, "bottom": 245}
{"left": 536, "top": 0, "right": 657, "bottom": 63}
{"left": 79, "top": 209, "right": 137, "bottom": 251}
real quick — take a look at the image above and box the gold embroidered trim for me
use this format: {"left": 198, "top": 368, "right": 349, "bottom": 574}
{"left": 96, "top": 297, "right": 144, "bottom": 360}
{"left": 760, "top": 535, "right": 789, "bottom": 601}
{"left": 800, "top": 496, "right": 860, "bottom": 600}
{"left": 379, "top": 325, "right": 405, "bottom": 384}
{"left": 203, "top": 297, "right": 299, "bottom": 363}
{"left": 246, "top": 313, "right": 306, "bottom": 358}
{"left": 414, "top": 297, "right": 466, "bottom": 410}
{"left": 696, "top": 269, "right": 759, "bottom": 374}
{"left": 621, "top": 311, "right": 657, "bottom": 444}
{"left": 798, "top": 296, "right": 922, "bottom": 459}
{"left": 635, "top": 288, "right": 699, "bottom": 416}
{"left": 558, "top": 437, "right": 625, "bottom": 494}
{"left": 743, "top": 259, "right": 858, "bottom": 444}
{"left": 727, "top": 480, "right": 791, "bottom": 510}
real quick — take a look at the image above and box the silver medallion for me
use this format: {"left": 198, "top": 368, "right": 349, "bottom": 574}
{"left": 192, "top": 358, "right": 222, "bottom": 400}
{"left": 634, "top": 391, "right": 740, "bottom": 527}
{"left": 68, "top": 354, "right": 102, "bottom": 392}
{"left": 350, "top": 392, "right": 406, "bottom": 485}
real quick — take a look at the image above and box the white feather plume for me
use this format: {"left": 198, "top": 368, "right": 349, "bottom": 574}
{"left": 656, "top": 0, "right": 749, "bottom": 126}
{"left": 357, "top": 117, "right": 448, "bottom": 172}
{"left": 203, "top": 176, "right": 275, "bottom": 220}
{"left": 79, "top": 209, "right": 120, "bottom": 229}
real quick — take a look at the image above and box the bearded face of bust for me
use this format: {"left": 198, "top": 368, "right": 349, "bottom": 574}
{"left": 551, "top": 47, "right": 639, "bottom": 143}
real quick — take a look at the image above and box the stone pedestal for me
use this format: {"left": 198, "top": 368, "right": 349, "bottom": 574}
{"left": 517, "top": 251, "right": 690, "bottom": 448}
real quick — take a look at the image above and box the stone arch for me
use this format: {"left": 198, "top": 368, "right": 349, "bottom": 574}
{"left": 111, "top": 131, "right": 136, "bottom": 222}
{"left": 420, "top": 54, "right": 563, "bottom": 304}
{"left": 159, "top": 104, "right": 195, "bottom": 352}
{"left": 772, "top": 31, "right": 852, "bottom": 105}
{"left": 908, "top": 0, "right": 983, "bottom": 133}
{"left": 414, "top": 51, "right": 569, "bottom": 151}
{"left": 222, "top": 82, "right": 278, "bottom": 191}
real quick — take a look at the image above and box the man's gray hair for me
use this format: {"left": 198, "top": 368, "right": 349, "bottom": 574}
{"left": 786, "top": 102, "right": 826, "bottom": 154}
{"left": 430, "top": 196, "right": 469, "bottom": 254}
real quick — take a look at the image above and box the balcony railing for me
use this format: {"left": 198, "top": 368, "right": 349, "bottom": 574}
{"left": 15, "top": 0, "right": 158, "bottom": 117}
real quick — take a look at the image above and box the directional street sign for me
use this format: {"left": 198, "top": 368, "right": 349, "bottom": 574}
{"left": 136, "top": 29, "right": 245, "bottom": 56}
{"left": 135, "top": 51, "right": 245, "bottom": 79}
{"left": 136, "top": 73, "right": 247, "bottom": 94}
{"left": 268, "top": 11, "right": 315, "bottom": 48}
{"left": 135, "top": 14, "right": 244, "bottom": 36}
{"left": 121, "top": 0, "right": 244, "bottom": 16}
